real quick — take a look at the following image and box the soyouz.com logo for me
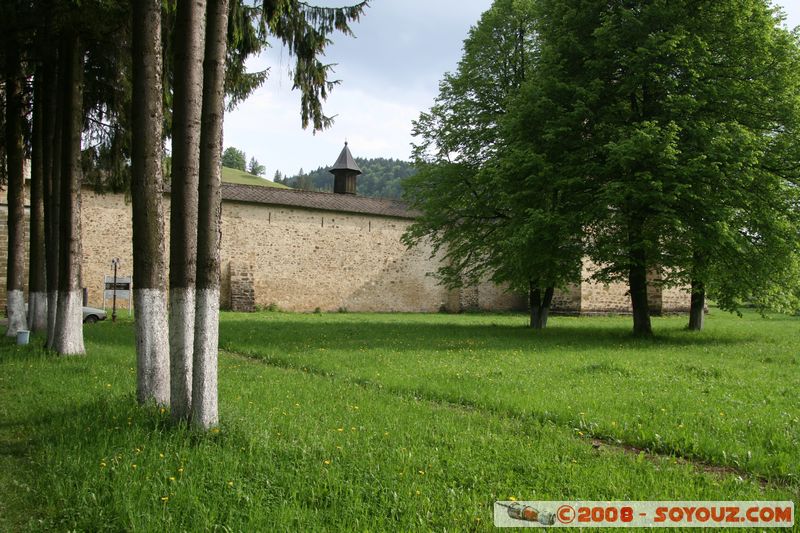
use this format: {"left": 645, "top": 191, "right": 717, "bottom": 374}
{"left": 494, "top": 501, "right": 795, "bottom": 528}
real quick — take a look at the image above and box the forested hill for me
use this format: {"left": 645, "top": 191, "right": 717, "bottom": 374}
{"left": 277, "top": 157, "right": 416, "bottom": 199}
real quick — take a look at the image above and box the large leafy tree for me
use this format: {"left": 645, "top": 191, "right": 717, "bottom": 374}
{"left": 404, "top": 0, "right": 584, "bottom": 328}
{"left": 533, "top": 0, "right": 800, "bottom": 334}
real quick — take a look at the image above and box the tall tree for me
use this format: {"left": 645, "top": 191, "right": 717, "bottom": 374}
{"left": 530, "top": 0, "right": 800, "bottom": 334}
{"left": 192, "top": 0, "right": 230, "bottom": 429}
{"left": 42, "top": 48, "right": 61, "bottom": 348}
{"left": 169, "top": 0, "right": 207, "bottom": 421}
{"left": 3, "top": 15, "right": 28, "bottom": 338}
{"left": 52, "top": 29, "right": 85, "bottom": 355}
{"left": 131, "top": 0, "right": 170, "bottom": 405}
{"left": 28, "top": 67, "right": 48, "bottom": 333}
{"left": 403, "top": 0, "right": 579, "bottom": 329}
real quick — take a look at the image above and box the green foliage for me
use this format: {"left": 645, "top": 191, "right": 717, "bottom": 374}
{"left": 221, "top": 146, "right": 247, "bottom": 171}
{"left": 247, "top": 156, "right": 265, "bottom": 176}
{"left": 408, "top": 0, "right": 800, "bottom": 332}
{"left": 0, "top": 312, "right": 797, "bottom": 529}
{"left": 284, "top": 157, "right": 416, "bottom": 198}
{"left": 265, "top": 0, "right": 369, "bottom": 131}
{"left": 404, "top": 0, "right": 583, "bottom": 298}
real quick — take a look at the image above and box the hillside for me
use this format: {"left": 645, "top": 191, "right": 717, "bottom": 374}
{"left": 279, "top": 157, "right": 416, "bottom": 199}
{"left": 222, "top": 166, "right": 290, "bottom": 188}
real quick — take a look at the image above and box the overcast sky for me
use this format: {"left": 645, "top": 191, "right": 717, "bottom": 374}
{"left": 224, "top": 1, "right": 800, "bottom": 181}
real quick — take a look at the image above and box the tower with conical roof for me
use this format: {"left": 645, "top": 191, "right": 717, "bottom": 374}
{"left": 329, "top": 142, "right": 362, "bottom": 195}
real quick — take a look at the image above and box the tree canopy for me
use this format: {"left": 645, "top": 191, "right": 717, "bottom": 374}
{"left": 404, "top": 0, "right": 800, "bottom": 334}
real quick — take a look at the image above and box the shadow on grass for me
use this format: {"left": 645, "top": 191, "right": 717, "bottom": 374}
{"left": 218, "top": 314, "right": 742, "bottom": 357}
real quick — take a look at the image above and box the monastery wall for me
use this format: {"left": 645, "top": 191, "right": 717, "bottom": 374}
{"left": 0, "top": 186, "right": 691, "bottom": 315}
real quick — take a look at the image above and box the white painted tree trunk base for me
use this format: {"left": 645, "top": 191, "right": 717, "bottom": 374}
{"left": 169, "top": 288, "right": 195, "bottom": 421}
{"left": 5, "top": 290, "right": 27, "bottom": 337}
{"left": 28, "top": 291, "right": 48, "bottom": 333}
{"left": 45, "top": 291, "right": 58, "bottom": 349}
{"left": 192, "top": 288, "right": 219, "bottom": 429}
{"left": 135, "top": 289, "right": 170, "bottom": 406}
{"left": 52, "top": 290, "right": 85, "bottom": 355}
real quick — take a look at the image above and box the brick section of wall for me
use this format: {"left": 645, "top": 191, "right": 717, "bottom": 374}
{"left": 0, "top": 206, "right": 31, "bottom": 313}
{"left": 662, "top": 285, "right": 692, "bottom": 314}
{"left": 0, "top": 186, "right": 691, "bottom": 315}
{"left": 552, "top": 283, "right": 582, "bottom": 314}
{"left": 229, "top": 262, "right": 255, "bottom": 312}
{"left": 476, "top": 281, "right": 527, "bottom": 312}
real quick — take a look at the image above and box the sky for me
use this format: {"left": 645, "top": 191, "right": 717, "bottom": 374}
{"left": 224, "top": 1, "right": 800, "bottom": 181}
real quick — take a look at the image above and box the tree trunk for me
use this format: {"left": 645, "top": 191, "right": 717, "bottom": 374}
{"left": 170, "top": 0, "right": 206, "bottom": 421}
{"left": 688, "top": 279, "right": 705, "bottom": 331}
{"left": 4, "top": 37, "right": 27, "bottom": 337}
{"left": 52, "top": 31, "right": 85, "bottom": 356}
{"left": 43, "top": 51, "right": 61, "bottom": 349}
{"left": 192, "top": 0, "right": 229, "bottom": 429}
{"left": 28, "top": 67, "right": 48, "bottom": 333}
{"left": 528, "top": 284, "right": 555, "bottom": 330}
{"left": 629, "top": 255, "right": 652, "bottom": 337}
{"left": 131, "top": 0, "right": 170, "bottom": 405}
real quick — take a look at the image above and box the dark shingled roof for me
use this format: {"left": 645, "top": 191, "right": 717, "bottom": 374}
{"left": 329, "top": 142, "right": 362, "bottom": 175}
{"left": 221, "top": 182, "right": 415, "bottom": 219}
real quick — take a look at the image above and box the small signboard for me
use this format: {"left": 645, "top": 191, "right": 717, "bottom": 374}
{"left": 104, "top": 276, "right": 132, "bottom": 301}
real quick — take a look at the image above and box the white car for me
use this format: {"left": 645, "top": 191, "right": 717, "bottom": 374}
{"left": 82, "top": 306, "right": 107, "bottom": 324}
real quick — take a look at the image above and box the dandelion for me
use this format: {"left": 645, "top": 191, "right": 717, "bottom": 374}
{"left": 131, "top": 464, "right": 137, "bottom": 469}
{"left": 337, "top": 428, "right": 344, "bottom": 432}
{"left": 509, "top": 496, "right": 517, "bottom": 501}
{"left": 415, "top": 490, "right": 421, "bottom": 495}
{"left": 211, "top": 428, "right": 220, "bottom": 434}
{"left": 159, "top": 408, "right": 166, "bottom": 414}
{"left": 578, "top": 431, "right": 584, "bottom": 436}
{"left": 100, "top": 462, "right": 107, "bottom": 468}
{"left": 159, "top": 453, "right": 165, "bottom": 459}
{"left": 160, "top": 496, "right": 169, "bottom": 502}
{"left": 178, "top": 467, "right": 184, "bottom": 474}
{"left": 384, "top": 432, "right": 389, "bottom": 436}
{"left": 324, "top": 460, "right": 331, "bottom": 465}
{"left": 418, "top": 470, "right": 425, "bottom": 475}
{"left": 169, "top": 477, "right": 176, "bottom": 482}
{"left": 227, "top": 481, "right": 234, "bottom": 487}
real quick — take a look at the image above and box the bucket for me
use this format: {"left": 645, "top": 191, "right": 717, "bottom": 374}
{"left": 16, "top": 330, "right": 30, "bottom": 345}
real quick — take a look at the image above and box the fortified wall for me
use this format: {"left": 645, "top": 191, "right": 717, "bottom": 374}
{"left": 0, "top": 184, "right": 690, "bottom": 316}
{"left": 0, "top": 145, "right": 690, "bottom": 315}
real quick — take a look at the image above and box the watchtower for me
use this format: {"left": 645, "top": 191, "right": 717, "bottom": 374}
{"left": 329, "top": 142, "right": 362, "bottom": 195}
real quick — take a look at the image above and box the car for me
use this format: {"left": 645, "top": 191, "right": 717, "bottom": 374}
{"left": 82, "top": 306, "right": 107, "bottom": 324}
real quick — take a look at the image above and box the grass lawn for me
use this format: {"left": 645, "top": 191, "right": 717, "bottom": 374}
{"left": 0, "top": 311, "right": 797, "bottom": 530}
{"left": 221, "top": 166, "right": 290, "bottom": 188}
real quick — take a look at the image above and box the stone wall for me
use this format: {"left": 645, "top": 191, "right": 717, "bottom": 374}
{"left": 0, "top": 206, "right": 30, "bottom": 311}
{"left": 0, "top": 186, "right": 691, "bottom": 315}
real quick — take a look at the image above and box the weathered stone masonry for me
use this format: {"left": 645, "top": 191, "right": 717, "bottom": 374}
{"left": 1, "top": 182, "right": 689, "bottom": 315}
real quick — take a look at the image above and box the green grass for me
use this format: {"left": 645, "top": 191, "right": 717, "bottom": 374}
{"left": 221, "top": 166, "right": 290, "bottom": 188}
{"left": 0, "top": 311, "right": 797, "bottom": 531}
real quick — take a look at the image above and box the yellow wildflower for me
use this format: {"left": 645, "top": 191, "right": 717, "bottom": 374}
{"left": 160, "top": 496, "right": 169, "bottom": 502}
{"left": 324, "top": 460, "right": 331, "bottom": 465}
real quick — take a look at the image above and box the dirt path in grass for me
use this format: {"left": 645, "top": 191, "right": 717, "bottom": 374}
{"left": 222, "top": 349, "right": 795, "bottom": 491}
